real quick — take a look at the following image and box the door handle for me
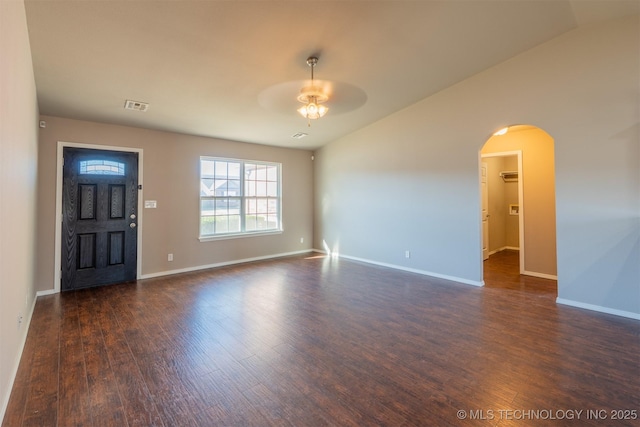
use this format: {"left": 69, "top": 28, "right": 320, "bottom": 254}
{"left": 130, "top": 223, "right": 137, "bottom": 228}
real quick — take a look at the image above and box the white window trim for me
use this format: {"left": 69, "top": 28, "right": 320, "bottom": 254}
{"left": 199, "top": 229, "right": 283, "bottom": 242}
{"left": 199, "top": 156, "right": 282, "bottom": 240}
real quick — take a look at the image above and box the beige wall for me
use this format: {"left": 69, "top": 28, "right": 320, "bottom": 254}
{"left": 484, "top": 156, "right": 520, "bottom": 253}
{"left": 35, "top": 116, "right": 314, "bottom": 291}
{"left": 0, "top": 0, "right": 39, "bottom": 419}
{"left": 482, "top": 127, "right": 556, "bottom": 276}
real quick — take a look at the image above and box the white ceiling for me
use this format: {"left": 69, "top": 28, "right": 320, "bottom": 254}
{"left": 24, "top": 1, "right": 639, "bottom": 150}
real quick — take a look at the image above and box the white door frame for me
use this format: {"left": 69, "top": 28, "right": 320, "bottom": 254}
{"left": 481, "top": 161, "right": 489, "bottom": 261}
{"left": 480, "top": 150, "right": 524, "bottom": 274}
{"left": 53, "top": 141, "right": 144, "bottom": 293}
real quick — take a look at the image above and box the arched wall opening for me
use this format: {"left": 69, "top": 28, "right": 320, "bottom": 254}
{"left": 480, "top": 124, "right": 557, "bottom": 280}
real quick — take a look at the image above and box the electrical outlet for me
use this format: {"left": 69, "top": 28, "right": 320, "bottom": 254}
{"left": 168, "top": 253, "right": 173, "bottom": 262}
{"left": 405, "top": 250, "right": 411, "bottom": 259}
{"left": 17, "top": 313, "right": 23, "bottom": 328}
{"left": 300, "top": 237, "right": 304, "bottom": 244}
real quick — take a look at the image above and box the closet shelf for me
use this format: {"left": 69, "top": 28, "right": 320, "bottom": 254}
{"left": 499, "top": 171, "right": 518, "bottom": 182}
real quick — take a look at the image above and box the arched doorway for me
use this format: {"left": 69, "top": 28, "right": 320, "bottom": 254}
{"left": 480, "top": 125, "right": 557, "bottom": 287}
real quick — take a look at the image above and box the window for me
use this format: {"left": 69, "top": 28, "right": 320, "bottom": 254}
{"left": 200, "top": 157, "right": 281, "bottom": 238}
{"left": 79, "top": 160, "right": 125, "bottom": 175}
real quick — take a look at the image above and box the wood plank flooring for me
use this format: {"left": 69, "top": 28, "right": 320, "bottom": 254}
{"left": 3, "top": 253, "right": 639, "bottom": 426}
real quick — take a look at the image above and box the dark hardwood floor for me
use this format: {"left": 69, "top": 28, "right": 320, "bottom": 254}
{"left": 483, "top": 249, "right": 557, "bottom": 295}
{"left": 3, "top": 253, "right": 639, "bottom": 426}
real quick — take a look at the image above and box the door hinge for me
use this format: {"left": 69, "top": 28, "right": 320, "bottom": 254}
{"left": 138, "top": 185, "right": 142, "bottom": 190}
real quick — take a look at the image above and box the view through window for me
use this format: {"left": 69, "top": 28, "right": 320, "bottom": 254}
{"left": 200, "top": 157, "right": 281, "bottom": 238}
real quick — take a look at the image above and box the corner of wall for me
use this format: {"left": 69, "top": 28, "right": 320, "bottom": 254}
{"left": 0, "top": 0, "right": 41, "bottom": 421}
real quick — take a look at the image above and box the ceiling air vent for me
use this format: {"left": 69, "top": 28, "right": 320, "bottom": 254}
{"left": 292, "top": 132, "right": 308, "bottom": 139}
{"left": 124, "top": 100, "right": 149, "bottom": 112}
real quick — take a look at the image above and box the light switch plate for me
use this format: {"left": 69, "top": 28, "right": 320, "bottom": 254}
{"left": 144, "top": 200, "right": 157, "bottom": 209}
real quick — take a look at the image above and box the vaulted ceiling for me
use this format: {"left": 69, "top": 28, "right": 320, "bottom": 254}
{"left": 24, "top": 0, "right": 639, "bottom": 149}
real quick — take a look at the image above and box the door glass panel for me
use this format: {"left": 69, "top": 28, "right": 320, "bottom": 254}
{"left": 79, "top": 160, "right": 125, "bottom": 176}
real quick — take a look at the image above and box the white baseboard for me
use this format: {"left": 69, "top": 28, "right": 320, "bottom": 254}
{"left": 556, "top": 298, "right": 640, "bottom": 321}
{"left": 36, "top": 289, "right": 57, "bottom": 297}
{"left": 488, "top": 246, "right": 520, "bottom": 256}
{"left": 334, "top": 253, "right": 484, "bottom": 287}
{"left": 0, "top": 294, "right": 37, "bottom": 423}
{"left": 139, "top": 249, "right": 314, "bottom": 280}
{"left": 522, "top": 270, "right": 558, "bottom": 280}
{"left": 31, "top": 250, "right": 318, "bottom": 294}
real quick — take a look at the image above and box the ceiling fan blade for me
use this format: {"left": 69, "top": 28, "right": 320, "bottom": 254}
{"left": 258, "top": 80, "right": 367, "bottom": 116}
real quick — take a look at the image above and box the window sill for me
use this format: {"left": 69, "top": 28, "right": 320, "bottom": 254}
{"left": 199, "top": 230, "right": 283, "bottom": 242}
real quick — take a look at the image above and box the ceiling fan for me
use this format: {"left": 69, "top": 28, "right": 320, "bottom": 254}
{"left": 296, "top": 57, "right": 329, "bottom": 126}
{"left": 257, "top": 55, "right": 367, "bottom": 127}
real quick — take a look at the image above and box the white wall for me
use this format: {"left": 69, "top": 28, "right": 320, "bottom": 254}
{"left": 314, "top": 15, "right": 639, "bottom": 317}
{"left": 0, "top": 0, "right": 39, "bottom": 420}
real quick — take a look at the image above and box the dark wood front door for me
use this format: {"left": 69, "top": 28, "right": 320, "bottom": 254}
{"left": 62, "top": 148, "right": 139, "bottom": 290}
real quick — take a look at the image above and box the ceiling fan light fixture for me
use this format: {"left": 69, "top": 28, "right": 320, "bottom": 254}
{"left": 297, "top": 56, "right": 329, "bottom": 126}
{"left": 297, "top": 95, "right": 329, "bottom": 120}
